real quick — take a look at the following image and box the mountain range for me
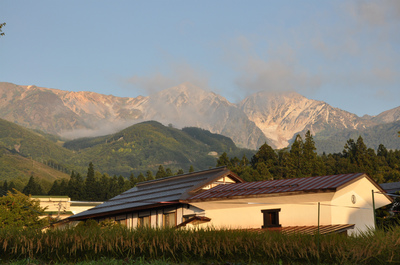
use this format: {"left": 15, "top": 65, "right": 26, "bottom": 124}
{"left": 1, "top": 81, "right": 399, "bottom": 153}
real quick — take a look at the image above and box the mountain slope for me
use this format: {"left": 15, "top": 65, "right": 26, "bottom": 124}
{"left": 239, "top": 91, "right": 377, "bottom": 149}
{"left": 0, "top": 118, "right": 71, "bottom": 189}
{"left": 64, "top": 121, "right": 254, "bottom": 176}
{"left": 313, "top": 120, "right": 400, "bottom": 154}
{"left": 140, "top": 83, "right": 269, "bottom": 149}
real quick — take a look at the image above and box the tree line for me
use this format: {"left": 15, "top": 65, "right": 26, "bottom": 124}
{"left": 2, "top": 163, "right": 194, "bottom": 201}
{"left": 3, "top": 131, "right": 399, "bottom": 201}
{"left": 217, "top": 131, "right": 400, "bottom": 184}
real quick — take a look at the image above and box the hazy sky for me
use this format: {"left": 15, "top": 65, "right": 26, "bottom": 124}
{"left": 1, "top": 1, "right": 399, "bottom": 116}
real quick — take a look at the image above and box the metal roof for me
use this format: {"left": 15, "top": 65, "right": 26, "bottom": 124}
{"left": 188, "top": 173, "right": 367, "bottom": 201}
{"left": 380, "top": 182, "right": 400, "bottom": 195}
{"left": 69, "top": 167, "right": 243, "bottom": 220}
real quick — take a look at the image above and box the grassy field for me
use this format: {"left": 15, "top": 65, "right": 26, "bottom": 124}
{"left": 1, "top": 226, "right": 400, "bottom": 264}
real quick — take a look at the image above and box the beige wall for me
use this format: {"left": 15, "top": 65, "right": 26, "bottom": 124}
{"left": 190, "top": 193, "right": 334, "bottom": 229}
{"left": 33, "top": 196, "right": 71, "bottom": 213}
{"left": 330, "top": 177, "right": 390, "bottom": 234}
{"left": 188, "top": 176, "right": 392, "bottom": 234}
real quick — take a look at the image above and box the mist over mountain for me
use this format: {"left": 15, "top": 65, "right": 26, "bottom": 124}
{"left": 1, "top": 81, "right": 399, "bottom": 152}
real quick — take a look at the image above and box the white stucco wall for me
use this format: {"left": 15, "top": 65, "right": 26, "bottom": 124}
{"left": 190, "top": 193, "right": 334, "bottom": 229}
{"left": 189, "top": 176, "right": 392, "bottom": 234}
{"left": 330, "top": 177, "right": 391, "bottom": 234}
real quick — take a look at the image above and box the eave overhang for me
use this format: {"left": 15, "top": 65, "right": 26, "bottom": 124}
{"left": 68, "top": 201, "right": 182, "bottom": 221}
{"left": 184, "top": 188, "right": 337, "bottom": 203}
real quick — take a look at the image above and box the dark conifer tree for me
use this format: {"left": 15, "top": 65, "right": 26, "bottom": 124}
{"left": 8, "top": 181, "right": 16, "bottom": 193}
{"left": 117, "top": 175, "right": 126, "bottom": 193}
{"left": 165, "top": 168, "right": 173, "bottom": 177}
{"left": 189, "top": 165, "right": 195, "bottom": 173}
{"left": 22, "top": 176, "right": 44, "bottom": 196}
{"left": 137, "top": 173, "right": 146, "bottom": 182}
{"left": 129, "top": 173, "right": 137, "bottom": 188}
{"left": 48, "top": 180, "right": 60, "bottom": 195}
{"left": 288, "top": 134, "right": 304, "bottom": 178}
{"left": 156, "top": 165, "right": 167, "bottom": 179}
{"left": 303, "top": 130, "right": 325, "bottom": 176}
{"left": 146, "top": 170, "right": 154, "bottom": 181}
{"left": 2, "top": 180, "right": 8, "bottom": 193}
{"left": 84, "top": 162, "right": 98, "bottom": 201}
{"left": 67, "top": 172, "right": 84, "bottom": 201}
{"left": 216, "top": 152, "right": 231, "bottom": 167}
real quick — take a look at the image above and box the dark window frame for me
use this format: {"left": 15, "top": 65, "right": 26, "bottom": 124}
{"left": 261, "top": 208, "right": 281, "bottom": 228}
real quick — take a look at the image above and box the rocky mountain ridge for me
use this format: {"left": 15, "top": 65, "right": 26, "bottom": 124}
{"left": 0, "top": 81, "right": 399, "bottom": 150}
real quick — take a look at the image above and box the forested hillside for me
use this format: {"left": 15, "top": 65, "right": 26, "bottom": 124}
{"left": 0, "top": 119, "right": 253, "bottom": 188}
{"left": 10, "top": 130, "right": 400, "bottom": 202}
{"left": 0, "top": 119, "right": 71, "bottom": 190}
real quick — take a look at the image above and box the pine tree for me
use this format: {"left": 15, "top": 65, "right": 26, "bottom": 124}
{"left": 251, "top": 142, "right": 278, "bottom": 180}
{"left": 117, "top": 175, "right": 126, "bottom": 193}
{"left": 8, "top": 181, "right": 16, "bottom": 193}
{"left": 137, "top": 173, "right": 146, "bottom": 182}
{"left": 129, "top": 173, "right": 137, "bottom": 188}
{"left": 48, "top": 180, "right": 61, "bottom": 195}
{"left": 156, "top": 165, "right": 167, "bottom": 179}
{"left": 165, "top": 168, "right": 173, "bottom": 177}
{"left": 189, "top": 165, "right": 195, "bottom": 173}
{"left": 84, "top": 162, "right": 98, "bottom": 201}
{"left": 2, "top": 180, "right": 8, "bottom": 193}
{"left": 146, "top": 170, "right": 154, "bottom": 181}
{"left": 288, "top": 134, "right": 304, "bottom": 178}
{"left": 176, "top": 169, "right": 184, "bottom": 175}
{"left": 303, "top": 130, "right": 325, "bottom": 176}
{"left": 67, "top": 172, "right": 84, "bottom": 201}
{"left": 216, "top": 152, "right": 231, "bottom": 167}
{"left": 22, "top": 176, "right": 44, "bottom": 196}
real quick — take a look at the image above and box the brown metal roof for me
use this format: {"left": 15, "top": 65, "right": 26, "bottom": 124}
{"left": 69, "top": 167, "right": 243, "bottom": 221}
{"left": 244, "top": 224, "right": 355, "bottom": 235}
{"left": 188, "top": 173, "right": 367, "bottom": 200}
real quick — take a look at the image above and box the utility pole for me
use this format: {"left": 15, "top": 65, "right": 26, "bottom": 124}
{"left": 372, "top": 190, "right": 377, "bottom": 229}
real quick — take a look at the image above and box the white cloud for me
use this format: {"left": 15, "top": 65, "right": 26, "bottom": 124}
{"left": 122, "top": 61, "right": 210, "bottom": 96}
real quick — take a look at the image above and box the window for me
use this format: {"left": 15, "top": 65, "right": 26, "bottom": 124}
{"left": 261, "top": 209, "right": 281, "bottom": 228}
{"left": 163, "top": 212, "right": 176, "bottom": 227}
{"left": 138, "top": 216, "right": 150, "bottom": 227}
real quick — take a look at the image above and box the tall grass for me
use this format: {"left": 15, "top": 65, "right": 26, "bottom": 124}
{"left": 1, "top": 226, "right": 400, "bottom": 264}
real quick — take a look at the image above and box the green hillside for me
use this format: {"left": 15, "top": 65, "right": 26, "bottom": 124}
{"left": 0, "top": 118, "right": 72, "bottom": 189}
{"left": 0, "top": 118, "right": 73, "bottom": 163}
{"left": 65, "top": 121, "right": 254, "bottom": 177}
{"left": 0, "top": 118, "right": 252, "bottom": 181}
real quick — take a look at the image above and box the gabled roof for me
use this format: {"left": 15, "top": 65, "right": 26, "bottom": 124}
{"left": 69, "top": 167, "right": 243, "bottom": 220}
{"left": 188, "top": 173, "right": 386, "bottom": 201}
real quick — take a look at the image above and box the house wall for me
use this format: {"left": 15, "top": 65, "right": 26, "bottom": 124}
{"left": 190, "top": 193, "right": 334, "bottom": 229}
{"left": 330, "top": 177, "right": 391, "bottom": 234}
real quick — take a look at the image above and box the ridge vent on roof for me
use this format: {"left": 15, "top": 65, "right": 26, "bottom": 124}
{"left": 210, "top": 184, "right": 299, "bottom": 193}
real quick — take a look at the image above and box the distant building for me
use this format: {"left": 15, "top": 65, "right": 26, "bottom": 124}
{"left": 32, "top": 196, "right": 103, "bottom": 223}
{"left": 380, "top": 182, "right": 400, "bottom": 195}
{"left": 69, "top": 167, "right": 392, "bottom": 235}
